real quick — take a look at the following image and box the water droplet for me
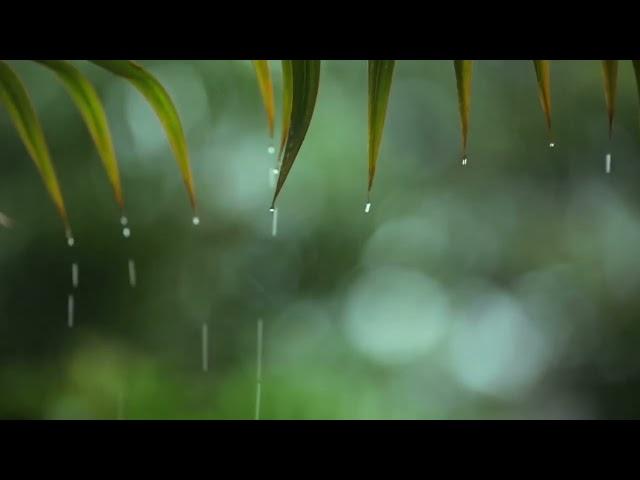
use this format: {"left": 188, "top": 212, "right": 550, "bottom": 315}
{"left": 462, "top": 156, "right": 468, "bottom": 166}
{"left": 122, "top": 227, "right": 131, "bottom": 238}
{"left": 128, "top": 258, "right": 137, "bottom": 287}
{"left": 120, "top": 215, "right": 128, "bottom": 226}
{"left": 549, "top": 142, "right": 555, "bottom": 148}
{"left": 192, "top": 216, "right": 200, "bottom": 226}
{"left": 202, "top": 323, "right": 209, "bottom": 373}
{"left": 271, "top": 208, "right": 278, "bottom": 237}
{"left": 67, "top": 294, "right": 74, "bottom": 328}
{"left": 71, "top": 262, "right": 79, "bottom": 288}
{"left": 66, "top": 230, "right": 75, "bottom": 247}
{"left": 365, "top": 202, "right": 372, "bottom": 214}
{"left": 606, "top": 153, "right": 612, "bottom": 174}
{"left": 268, "top": 145, "right": 276, "bottom": 155}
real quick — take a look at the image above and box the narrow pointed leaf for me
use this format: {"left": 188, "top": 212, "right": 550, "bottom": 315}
{"left": 632, "top": 61, "right": 640, "bottom": 123}
{"left": 454, "top": 60, "right": 473, "bottom": 158}
{"left": 277, "top": 60, "right": 294, "bottom": 163}
{"left": 90, "top": 60, "right": 196, "bottom": 210}
{"left": 252, "top": 60, "right": 276, "bottom": 139}
{"left": 368, "top": 60, "right": 395, "bottom": 193}
{"left": 271, "top": 60, "right": 320, "bottom": 207}
{"left": 36, "top": 60, "right": 124, "bottom": 210}
{"left": 0, "top": 61, "right": 69, "bottom": 231}
{"left": 602, "top": 60, "right": 618, "bottom": 139}
{"left": 533, "top": 60, "right": 553, "bottom": 142}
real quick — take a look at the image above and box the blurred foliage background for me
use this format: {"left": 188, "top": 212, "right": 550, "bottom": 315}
{"left": 2, "top": 60, "right": 640, "bottom": 419}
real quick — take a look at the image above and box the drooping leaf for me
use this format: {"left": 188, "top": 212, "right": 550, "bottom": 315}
{"left": 0, "top": 61, "right": 70, "bottom": 232}
{"left": 632, "top": 60, "right": 640, "bottom": 122}
{"left": 252, "top": 60, "right": 276, "bottom": 139}
{"left": 454, "top": 60, "right": 473, "bottom": 159}
{"left": 277, "top": 60, "right": 294, "bottom": 163}
{"left": 368, "top": 60, "right": 395, "bottom": 194}
{"left": 36, "top": 60, "right": 124, "bottom": 210}
{"left": 533, "top": 60, "right": 553, "bottom": 143}
{"left": 271, "top": 60, "right": 321, "bottom": 207}
{"left": 90, "top": 60, "right": 196, "bottom": 210}
{"left": 602, "top": 60, "right": 618, "bottom": 139}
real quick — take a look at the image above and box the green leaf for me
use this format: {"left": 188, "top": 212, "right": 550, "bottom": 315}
{"left": 278, "top": 60, "right": 294, "bottom": 163}
{"left": 602, "top": 60, "right": 618, "bottom": 139}
{"left": 0, "top": 61, "right": 70, "bottom": 233}
{"left": 36, "top": 60, "right": 124, "bottom": 210}
{"left": 454, "top": 60, "right": 473, "bottom": 160}
{"left": 252, "top": 60, "right": 276, "bottom": 139}
{"left": 90, "top": 60, "right": 196, "bottom": 211}
{"left": 533, "top": 60, "right": 553, "bottom": 143}
{"left": 271, "top": 60, "right": 321, "bottom": 208}
{"left": 368, "top": 60, "right": 395, "bottom": 194}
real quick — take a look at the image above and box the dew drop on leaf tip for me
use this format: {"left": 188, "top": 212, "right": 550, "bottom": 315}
{"left": 66, "top": 231, "right": 75, "bottom": 247}
{"left": 549, "top": 142, "right": 555, "bottom": 148}
{"left": 462, "top": 156, "right": 468, "bottom": 166}
{"left": 122, "top": 227, "right": 131, "bottom": 238}
{"left": 192, "top": 216, "right": 200, "bottom": 226}
{"left": 364, "top": 202, "right": 372, "bottom": 214}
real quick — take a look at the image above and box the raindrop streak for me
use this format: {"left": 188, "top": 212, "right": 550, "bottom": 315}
{"left": 67, "top": 294, "right": 74, "bottom": 328}
{"left": 128, "top": 259, "right": 137, "bottom": 288}
{"left": 71, "top": 262, "right": 79, "bottom": 288}
{"left": 202, "top": 323, "right": 209, "bottom": 372}
{"left": 255, "top": 318, "right": 263, "bottom": 420}
{"left": 192, "top": 216, "right": 200, "bottom": 226}
{"left": 270, "top": 208, "right": 278, "bottom": 237}
{"left": 462, "top": 156, "right": 468, "bottom": 166}
{"left": 606, "top": 153, "right": 612, "bottom": 174}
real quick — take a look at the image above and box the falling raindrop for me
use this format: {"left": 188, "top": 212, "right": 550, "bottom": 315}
{"left": 255, "top": 318, "right": 263, "bottom": 420}
{"left": 606, "top": 153, "right": 612, "bottom": 174}
{"left": 462, "top": 156, "right": 468, "bottom": 166}
{"left": 365, "top": 201, "right": 372, "bottom": 214}
{"left": 122, "top": 227, "right": 131, "bottom": 238}
{"left": 549, "top": 142, "right": 555, "bottom": 148}
{"left": 268, "top": 145, "right": 276, "bottom": 155}
{"left": 202, "top": 323, "right": 209, "bottom": 372}
{"left": 192, "top": 216, "right": 200, "bottom": 226}
{"left": 71, "top": 262, "right": 79, "bottom": 288}
{"left": 67, "top": 294, "right": 74, "bottom": 328}
{"left": 120, "top": 215, "right": 128, "bottom": 226}
{"left": 271, "top": 207, "right": 278, "bottom": 237}
{"left": 66, "top": 231, "right": 75, "bottom": 247}
{"left": 128, "top": 258, "right": 137, "bottom": 288}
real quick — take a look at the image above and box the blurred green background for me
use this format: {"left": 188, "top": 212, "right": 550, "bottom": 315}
{"left": 1, "top": 60, "right": 640, "bottom": 419}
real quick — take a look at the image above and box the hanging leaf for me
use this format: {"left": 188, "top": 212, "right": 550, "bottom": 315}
{"left": 271, "top": 60, "right": 321, "bottom": 207}
{"left": 533, "top": 60, "right": 553, "bottom": 143}
{"left": 632, "top": 60, "right": 640, "bottom": 123}
{"left": 0, "top": 61, "right": 70, "bottom": 232}
{"left": 454, "top": 60, "right": 473, "bottom": 160}
{"left": 368, "top": 60, "right": 395, "bottom": 194}
{"left": 90, "top": 60, "right": 196, "bottom": 210}
{"left": 252, "top": 60, "right": 276, "bottom": 139}
{"left": 36, "top": 60, "right": 124, "bottom": 210}
{"left": 277, "top": 60, "right": 294, "bottom": 163}
{"left": 602, "top": 60, "right": 618, "bottom": 139}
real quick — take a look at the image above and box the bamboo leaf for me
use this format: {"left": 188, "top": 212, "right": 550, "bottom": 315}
{"left": 0, "top": 61, "right": 70, "bottom": 232}
{"left": 36, "top": 60, "right": 124, "bottom": 210}
{"left": 602, "top": 60, "right": 618, "bottom": 139}
{"left": 90, "top": 60, "right": 196, "bottom": 210}
{"left": 252, "top": 60, "right": 276, "bottom": 139}
{"left": 271, "top": 60, "right": 321, "bottom": 207}
{"left": 533, "top": 60, "right": 553, "bottom": 144}
{"left": 454, "top": 60, "right": 473, "bottom": 160}
{"left": 368, "top": 60, "right": 395, "bottom": 194}
{"left": 277, "top": 60, "right": 294, "bottom": 163}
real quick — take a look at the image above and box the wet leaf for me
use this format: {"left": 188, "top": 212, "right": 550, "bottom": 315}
{"left": 36, "top": 60, "right": 124, "bottom": 210}
{"left": 271, "top": 60, "right": 321, "bottom": 207}
{"left": 602, "top": 60, "right": 618, "bottom": 139}
{"left": 454, "top": 60, "right": 473, "bottom": 159}
{"left": 252, "top": 60, "right": 276, "bottom": 139}
{"left": 368, "top": 60, "right": 395, "bottom": 194}
{"left": 0, "top": 61, "right": 69, "bottom": 232}
{"left": 277, "top": 60, "right": 294, "bottom": 163}
{"left": 90, "top": 60, "right": 196, "bottom": 210}
{"left": 533, "top": 60, "right": 553, "bottom": 143}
